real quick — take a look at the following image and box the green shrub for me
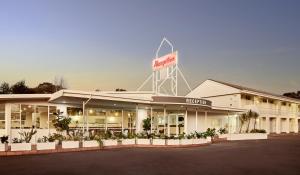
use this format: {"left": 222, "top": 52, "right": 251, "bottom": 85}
{"left": 250, "top": 129, "right": 266, "bottom": 133}
{"left": 0, "top": 135, "right": 8, "bottom": 144}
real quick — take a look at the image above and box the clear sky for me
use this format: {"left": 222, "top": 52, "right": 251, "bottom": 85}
{"left": 0, "top": 0, "right": 299, "bottom": 95}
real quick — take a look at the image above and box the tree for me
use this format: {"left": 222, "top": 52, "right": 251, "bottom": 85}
{"left": 115, "top": 88, "right": 126, "bottom": 92}
{"left": 52, "top": 111, "right": 72, "bottom": 137}
{"left": 54, "top": 76, "right": 67, "bottom": 91}
{"left": 0, "top": 82, "right": 11, "bottom": 94}
{"left": 251, "top": 111, "right": 259, "bottom": 130}
{"left": 10, "top": 80, "right": 33, "bottom": 94}
{"left": 34, "top": 82, "right": 57, "bottom": 94}
{"left": 239, "top": 113, "right": 248, "bottom": 133}
{"left": 142, "top": 118, "right": 151, "bottom": 138}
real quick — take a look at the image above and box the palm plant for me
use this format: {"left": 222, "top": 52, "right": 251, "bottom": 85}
{"left": 239, "top": 113, "right": 248, "bottom": 133}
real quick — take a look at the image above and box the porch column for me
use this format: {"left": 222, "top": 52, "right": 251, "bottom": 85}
{"left": 265, "top": 117, "right": 270, "bottom": 134}
{"left": 286, "top": 118, "right": 290, "bottom": 133}
{"left": 184, "top": 108, "right": 187, "bottom": 134}
{"left": 294, "top": 118, "right": 299, "bottom": 133}
{"left": 82, "top": 101, "right": 85, "bottom": 133}
{"left": 121, "top": 109, "right": 124, "bottom": 133}
{"left": 176, "top": 115, "right": 179, "bottom": 136}
{"left": 163, "top": 106, "right": 166, "bottom": 135}
{"left": 276, "top": 117, "right": 281, "bottom": 134}
{"left": 195, "top": 109, "right": 198, "bottom": 131}
{"left": 5, "top": 103, "right": 11, "bottom": 143}
{"left": 167, "top": 114, "right": 170, "bottom": 137}
{"left": 150, "top": 107, "right": 153, "bottom": 134}
{"left": 105, "top": 111, "right": 108, "bottom": 132}
{"left": 47, "top": 106, "right": 50, "bottom": 135}
{"left": 204, "top": 111, "right": 208, "bottom": 130}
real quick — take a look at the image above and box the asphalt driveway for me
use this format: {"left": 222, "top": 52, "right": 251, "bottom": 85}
{"left": 1, "top": 135, "right": 300, "bottom": 175}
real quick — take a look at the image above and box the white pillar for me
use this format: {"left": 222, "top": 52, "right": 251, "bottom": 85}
{"left": 265, "top": 117, "right": 270, "bottom": 133}
{"left": 105, "top": 112, "right": 108, "bottom": 132}
{"left": 167, "top": 114, "right": 170, "bottom": 137}
{"left": 176, "top": 115, "right": 179, "bottom": 136}
{"left": 294, "top": 118, "right": 298, "bottom": 133}
{"left": 150, "top": 107, "right": 153, "bottom": 134}
{"left": 286, "top": 118, "right": 290, "bottom": 133}
{"left": 121, "top": 109, "right": 124, "bottom": 133}
{"left": 184, "top": 108, "right": 187, "bottom": 134}
{"left": 276, "top": 117, "right": 281, "bottom": 134}
{"left": 136, "top": 107, "right": 147, "bottom": 133}
{"left": 195, "top": 109, "right": 198, "bottom": 131}
{"left": 82, "top": 102, "right": 85, "bottom": 133}
{"left": 5, "top": 103, "right": 11, "bottom": 143}
{"left": 48, "top": 106, "right": 50, "bottom": 135}
{"left": 204, "top": 111, "right": 208, "bottom": 130}
{"left": 163, "top": 106, "right": 166, "bottom": 135}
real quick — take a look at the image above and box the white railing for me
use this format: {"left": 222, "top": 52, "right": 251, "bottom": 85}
{"left": 258, "top": 107, "right": 298, "bottom": 117}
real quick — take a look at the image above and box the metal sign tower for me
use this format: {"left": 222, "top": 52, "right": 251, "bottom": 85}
{"left": 137, "top": 37, "right": 192, "bottom": 96}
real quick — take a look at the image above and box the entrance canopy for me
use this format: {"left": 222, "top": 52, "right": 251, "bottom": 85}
{"left": 49, "top": 90, "right": 243, "bottom": 113}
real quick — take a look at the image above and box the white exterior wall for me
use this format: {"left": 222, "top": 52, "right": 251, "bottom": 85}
{"left": 187, "top": 80, "right": 241, "bottom": 98}
{"left": 136, "top": 108, "right": 147, "bottom": 133}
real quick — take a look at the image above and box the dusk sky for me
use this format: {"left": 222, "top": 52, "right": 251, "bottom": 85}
{"left": 0, "top": 0, "right": 299, "bottom": 95}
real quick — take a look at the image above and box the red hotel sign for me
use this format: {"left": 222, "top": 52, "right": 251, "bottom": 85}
{"left": 152, "top": 52, "right": 177, "bottom": 70}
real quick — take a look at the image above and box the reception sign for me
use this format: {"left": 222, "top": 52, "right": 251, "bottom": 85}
{"left": 152, "top": 96, "right": 212, "bottom": 107}
{"left": 152, "top": 52, "right": 177, "bottom": 71}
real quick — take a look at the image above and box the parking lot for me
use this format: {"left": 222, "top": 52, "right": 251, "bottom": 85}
{"left": 1, "top": 135, "right": 300, "bottom": 175}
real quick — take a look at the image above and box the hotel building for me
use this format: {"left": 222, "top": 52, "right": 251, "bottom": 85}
{"left": 0, "top": 78, "right": 299, "bottom": 143}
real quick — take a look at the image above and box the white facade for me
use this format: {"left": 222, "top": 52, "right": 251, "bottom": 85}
{"left": 186, "top": 79, "right": 300, "bottom": 134}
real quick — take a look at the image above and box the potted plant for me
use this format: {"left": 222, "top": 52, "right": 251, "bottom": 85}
{"left": 152, "top": 134, "right": 166, "bottom": 146}
{"left": 102, "top": 130, "right": 118, "bottom": 147}
{"left": 36, "top": 136, "right": 56, "bottom": 150}
{"left": 0, "top": 135, "right": 9, "bottom": 151}
{"left": 166, "top": 135, "right": 180, "bottom": 145}
{"left": 180, "top": 133, "right": 193, "bottom": 145}
{"left": 61, "top": 131, "right": 81, "bottom": 149}
{"left": 136, "top": 133, "right": 151, "bottom": 145}
{"left": 82, "top": 133, "right": 102, "bottom": 148}
{"left": 11, "top": 127, "right": 36, "bottom": 151}
{"left": 121, "top": 133, "right": 136, "bottom": 145}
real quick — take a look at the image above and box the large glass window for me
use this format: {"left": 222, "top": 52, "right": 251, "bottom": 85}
{"left": 49, "top": 106, "right": 57, "bottom": 129}
{"left": 36, "top": 106, "right": 48, "bottom": 129}
{"left": 67, "top": 107, "right": 84, "bottom": 129}
{"left": 0, "top": 104, "right": 5, "bottom": 129}
{"left": 21, "top": 105, "right": 34, "bottom": 129}
{"left": 11, "top": 104, "right": 21, "bottom": 129}
{"left": 123, "top": 110, "right": 136, "bottom": 134}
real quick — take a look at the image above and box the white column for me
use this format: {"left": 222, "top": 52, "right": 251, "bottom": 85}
{"left": 135, "top": 105, "right": 138, "bottom": 134}
{"left": 286, "top": 118, "right": 290, "bottom": 133}
{"left": 5, "top": 103, "right": 11, "bottom": 143}
{"left": 176, "top": 115, "right": 179, "bottom": 136}
{"left": 276, "top": 117, "right": 281, "bottom": 134}
{"left": 121, "top": 109, "right": 124, "bottom": 133}
{"left": 86, "top": 109, "right": 89, "bottom": 132}
{"left": 150, "top": 107, "right": 153, "bottom": 134}
{"left": 265, "top": 117, "right": 270, "bottom": 133}
{"left": 82, "top": 102, "right": 85, "bottom": 133}
{"left": 167, "top": 114, "right": 170, "bottom": 137}
{"left": 184, "top": 108, "right": 187, "bottom": 134}
{"left": 195, "top": 109, "right": 198, "bottom": 131}
{"left": 163, "top": 106, "right": 166, "bottom": 135}
{"left": 48, "top": 106, "right": 50, "bottom": 135}
{"left": 294, "top": 118, "right": 299, "bottom": 133}
{"left": 105, "top": 111, "right": 108, "bottom": 132}
{"left": 204, "top": 111, "right": 208, "bottom": 130}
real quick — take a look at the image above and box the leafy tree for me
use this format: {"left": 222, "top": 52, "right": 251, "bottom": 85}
{"left": 52, "top": 111, "right": 72, "bottom": 136}
{"left": 239, "top": 113, "right": 248, "bottom": 133}
{"left": 115, "top": 88, "right": 127, "bottom": 92}
{"left": 34, "top": 82, "right": 57, "bottom": 94}
{"left": 142, "top": 118, "right": 151, "bottom": 132}
{"left": 0, "top": 82, "right": 11, "bottom": 94}
{"left": 10, "top": 80, "right": 33, "bottom": 94}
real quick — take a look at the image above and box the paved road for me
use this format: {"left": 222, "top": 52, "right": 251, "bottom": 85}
{"left": 1, "top": 135, "right": 300, "bottom": 175}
